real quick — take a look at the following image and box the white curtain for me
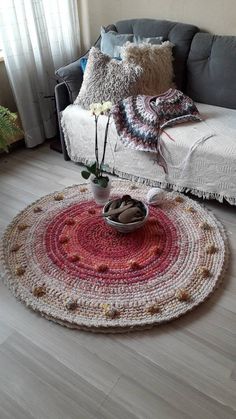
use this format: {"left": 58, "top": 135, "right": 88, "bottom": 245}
{"left": 0, "top": 0, "right": 80, "bottom": 147}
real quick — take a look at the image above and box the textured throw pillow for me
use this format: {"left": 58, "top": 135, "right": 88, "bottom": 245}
{"left": 79, "top": 55, "right": 122, "bottom": 74}
{"left": 101, "top": 27, "right": 163, "bottom": 58}
{"left": 74, "top": 47, "right": 143, "bottom": 109}
{"left": 121, "top": 41, "right": 174, "bottom": 96}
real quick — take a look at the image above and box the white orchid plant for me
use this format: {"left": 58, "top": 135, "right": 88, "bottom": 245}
{"left": 81, "top": 101, "right": 113, "bottom": 188}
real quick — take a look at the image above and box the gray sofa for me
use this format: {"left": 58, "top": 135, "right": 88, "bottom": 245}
{"left": 55, "top": 19, "right": 236, "bottom": 204}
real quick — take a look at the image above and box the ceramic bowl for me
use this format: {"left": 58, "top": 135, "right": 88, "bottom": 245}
{"left": 103, "top": 200, "right": 149, "bottom": 233}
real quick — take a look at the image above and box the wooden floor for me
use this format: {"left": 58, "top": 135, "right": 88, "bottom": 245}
{"left": 0, "top": 144, "right": 235, "bottom": 419}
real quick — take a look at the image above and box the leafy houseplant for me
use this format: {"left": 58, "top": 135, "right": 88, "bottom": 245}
{"left": 81, "top": 101, "right": 112, "bottom": 188}
{"left": 0, "top": 105, "right": 22, "bottom": 151}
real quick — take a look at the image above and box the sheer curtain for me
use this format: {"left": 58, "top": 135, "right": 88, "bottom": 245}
{"left": 0, "top": 0, "right": 80, "bottom": 147}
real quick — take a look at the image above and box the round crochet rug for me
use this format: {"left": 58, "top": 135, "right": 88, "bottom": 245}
{"left": 0, "top": 180, "right": 228, "bottom": 332}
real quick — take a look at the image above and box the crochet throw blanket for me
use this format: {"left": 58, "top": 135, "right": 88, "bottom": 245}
{"left": 112, "top": 89, "right": 201, "bottom": 172}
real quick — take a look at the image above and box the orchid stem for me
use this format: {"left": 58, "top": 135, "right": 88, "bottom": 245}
{"left": 94, "top": 116, "right": 99, "bottom": 174}
{"left": 100, "top": 115, "right": 111, "bottom": 171}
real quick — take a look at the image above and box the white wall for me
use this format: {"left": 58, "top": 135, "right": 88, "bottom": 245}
{"left": 79, "top": 0, "right": 236, "bottom": 48}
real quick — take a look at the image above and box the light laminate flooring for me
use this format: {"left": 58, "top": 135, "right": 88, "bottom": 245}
{"left": 0, "top": 144, "right": 235, "bottom": 419}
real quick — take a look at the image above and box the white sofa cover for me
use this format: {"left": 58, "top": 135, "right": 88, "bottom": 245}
{"left": 61, "top": 103, "right": 236, "bottom": 205}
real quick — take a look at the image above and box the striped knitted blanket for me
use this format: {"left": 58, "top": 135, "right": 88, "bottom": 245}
{"left": 112, "top": 89, "right": 201, "bottom": 172}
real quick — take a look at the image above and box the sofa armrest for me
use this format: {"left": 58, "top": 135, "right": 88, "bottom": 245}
{"left": 55, "top": 82, "right": 70, "bottom": 112}
{"left": 55, "top": 59, "right": 84, "bottom": 103}
{"left": 55, "top": 82, "right": 71, "bottom": 160}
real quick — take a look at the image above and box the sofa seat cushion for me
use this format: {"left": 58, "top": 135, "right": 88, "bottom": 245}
{"left": 61, "top": 103, "right": 236, "bottom": 205}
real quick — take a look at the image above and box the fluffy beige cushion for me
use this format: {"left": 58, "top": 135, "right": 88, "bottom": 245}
{"left": 121, "top": 41, "right": 174, "bottom": 95}
{"left": 74, "top": 47, "right": 143, "bottom": 109}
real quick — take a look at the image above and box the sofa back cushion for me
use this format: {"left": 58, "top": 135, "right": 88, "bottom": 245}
{"left": 187, "top": 33, "right": 236, "bottom": 109}
{"left": 115, "top": 19, "right": 199, "bottom": 91}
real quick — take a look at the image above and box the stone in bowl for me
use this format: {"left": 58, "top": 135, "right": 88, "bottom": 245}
{"left": 103, "top": 196, "right": 149, "bottom": 233}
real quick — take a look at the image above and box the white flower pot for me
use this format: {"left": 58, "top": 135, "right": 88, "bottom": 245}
{"left": 90, "top": 177, "right": 111, "bottom": 205}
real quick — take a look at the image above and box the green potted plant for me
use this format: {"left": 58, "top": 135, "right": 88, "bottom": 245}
{"left": 0, "top": 105, "right": 22, "bottom": 152}
{"left": 81, "top": 101, "right": 112, "bottom": 205}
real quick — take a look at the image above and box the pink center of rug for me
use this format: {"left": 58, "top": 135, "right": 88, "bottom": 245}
{"left": 44, "top": 201, "right": 179, "bottom": 284}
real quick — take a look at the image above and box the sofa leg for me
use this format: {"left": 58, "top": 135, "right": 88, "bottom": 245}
{"left": 58, "top": 127, "right": 70, "bottom": 161}
{"left": 64, "top": 151, "right": 70, "bottom": 161}
{"left": 61, "top": 141, "right": 70, "bottom": 160}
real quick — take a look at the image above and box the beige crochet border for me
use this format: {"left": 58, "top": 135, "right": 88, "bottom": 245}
{"left": 0, "top": 181, "right": 230, "bottom": 333}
